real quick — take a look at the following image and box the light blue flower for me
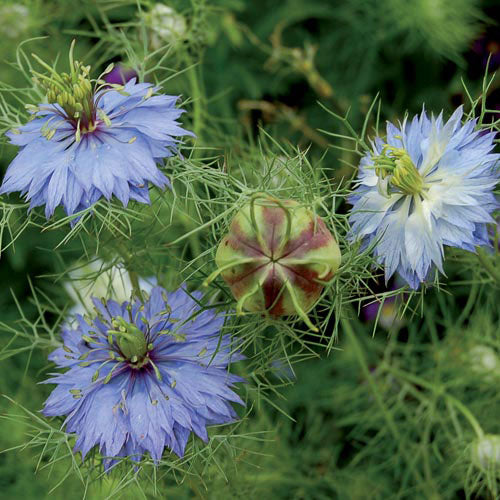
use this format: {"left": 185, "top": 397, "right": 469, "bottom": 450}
{"left": 43, "top": 286, "right": 244, "bottom": 469}
{"left": 349, "top": 106, "right": 499, "bottom": 288}
{"left": 0, "top": 58, "right": 193, "bottom": 219}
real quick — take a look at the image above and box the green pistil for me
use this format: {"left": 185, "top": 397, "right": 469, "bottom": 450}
{"left": 373, "top": 145, "right": 423, "bottom": 196}
{"left": 32, "top": 42, "right": 95, "bottom": 130}
{"left": 108, "top": 316, "right": 150, "bottom": 366}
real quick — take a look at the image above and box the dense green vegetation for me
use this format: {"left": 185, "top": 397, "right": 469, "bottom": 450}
{"left": 0, "top": 1, "right": 499, "bottom": 498}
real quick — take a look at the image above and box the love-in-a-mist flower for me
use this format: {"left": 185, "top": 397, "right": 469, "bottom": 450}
{"left": 0, "top": 42, "right": 193, "bottom": 219}
{"left": 43, "top": 286, "right": 244, "bottom": 469}
{"left": 349, "top": 106, "right": 499, "bottom": 289}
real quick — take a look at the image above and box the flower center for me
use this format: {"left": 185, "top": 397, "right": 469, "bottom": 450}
{"left": 46, "top": 66, "right": 97, "bottom": 133}
{"left": 30, "top": 41, "right": 123, "bottom": 142}
{"left": 372, "top": 145, "right": 423, "bottom": 196}
{"left": 108, "top": 316, "right": 151, "bottom": 367}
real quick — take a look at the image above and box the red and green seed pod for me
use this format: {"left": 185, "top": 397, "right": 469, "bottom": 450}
{"left": 205, "top": 194, "right": 341, "bottom": 331}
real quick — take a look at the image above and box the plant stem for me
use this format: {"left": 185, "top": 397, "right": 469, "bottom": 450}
{"left": 115, "top": 240, "right": 144, "bottom": 303}
{"left": 340, "top": 316, "right": 425, "bottom": 487}
{"left": 182, "top": 50, "right": 203, "bottom": 149}
{"left": 386, "top": 366, "right": 484, "bottom": 439}
{"left": 476, "top": 247, "right": 500, "bottom": 284}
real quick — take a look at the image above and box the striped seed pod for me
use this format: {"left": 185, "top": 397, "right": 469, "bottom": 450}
{"left": 206, "top": 194, "right": 341, "bottom": 331}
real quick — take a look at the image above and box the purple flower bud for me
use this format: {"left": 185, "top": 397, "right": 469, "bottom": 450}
{"left": 103, "top": 64, "right": 138, "bottom": 85}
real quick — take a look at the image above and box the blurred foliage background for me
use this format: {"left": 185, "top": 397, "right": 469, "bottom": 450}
{"left": 0, "top": 0, "right": 499, "bottom": 498}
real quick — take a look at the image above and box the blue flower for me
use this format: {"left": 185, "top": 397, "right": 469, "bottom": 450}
{"left": 349, "top": 106, "right": 499, "bottom": 289}
{"left": 42, "top": 286, "right": 244, "bottom": 469}
{"left": 0, "top": 55, "right": 193, "bottom": 218}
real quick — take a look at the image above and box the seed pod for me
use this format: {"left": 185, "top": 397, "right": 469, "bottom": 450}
{"left": 206, "top": 194, "right": 341, "bottom": 331}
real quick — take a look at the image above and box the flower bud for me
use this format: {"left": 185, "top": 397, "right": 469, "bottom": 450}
{"left": 0, "top": 4, "right": 30, "bottom": 39}
{"left": 142, "top": 5, "right": 187, "bottom": 49}
{"left": 207, "top": 194, "right": 341, "bottom": 331}
{"left": 469, "top": 345, "right": 499, "bottom": 375}
{"left": 472, "top": 434, "right": 500, "bottom": 469}
{"left": 103, "top": 64, "right": 138, "bottom": 85}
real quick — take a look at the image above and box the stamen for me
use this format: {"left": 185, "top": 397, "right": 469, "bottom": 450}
{"left": 69, "top": 389, "right": 82, "bottom": 399}
{"left": 103, "top": 363, "right": 123, "bottom": 384}
{"left": 149, "top": 359, "right": 163, "bottom": 381}
{"left": 75, "top": 118, "right": 81, "bottom": 142}
{"left": 97, "top": 109, "right": 112, "bottom": 127}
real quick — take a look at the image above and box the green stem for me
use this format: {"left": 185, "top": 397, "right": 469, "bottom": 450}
{"left": 449, "top": 396, "right": 484, "bottom": 439}
{"left": 456, "top": 282, "right": 478, "bottom": 327}
{"left": 114, "top": 240, "right": 144, "bottom": 303}
{"left": 182, "top": 50, "right": 203, "bottom": 148}
{"left": 128, "top": 268, "right": 144, "bottom": 303}
{"left": 387, "top": 366, "right": 484, "bottom": 439}
{"left": 477, "top": 247, "right": 500, "bottom": 284}
{"left": 166, "top": 207, "right": 234, "bottom": 247}
{"left": 341, "top": 316, "right": 424, "bottom": 486}
{"left": 177, "top": 211, "right": 203, "bottom": 262}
